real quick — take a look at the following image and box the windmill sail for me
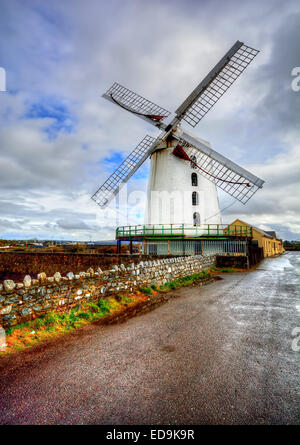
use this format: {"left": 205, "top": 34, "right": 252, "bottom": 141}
{"left": 175, "top": 129, "right": 264, "bottom": 204}
{"left": 91, "top": 135, "right": 160, "bottom": 208}
{"left": 176, "top": 41, "right": 259, "bottom": 128}
{"left": 103, "top": 83, "right": 171, "bottom": 129}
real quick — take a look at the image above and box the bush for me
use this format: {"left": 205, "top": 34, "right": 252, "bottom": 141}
{"left": 139, "top": 287, "right": 153, "bottom": 296}
{"left": 43, "top": 312, "right": 60, "bottom": 326}
{"left": 121, "top": 296, "right": 133, "bottom": 304}
{"left": 87, "top": 302, "right": 100, "bottom": 313}
{"left": 77, "top": 312, "right": 90, "bottom": 320}
{"left": 97, "top": 298, "right": 111, "bottom": 315}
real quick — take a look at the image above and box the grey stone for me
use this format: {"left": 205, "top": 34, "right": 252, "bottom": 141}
{"left": 17, "top": 289, "right": 25, "bottom": 296}
{"left": 53, "top": 272, "right": 61, "bottom": 283}
{"left": 3, "top": 314, "right": 16, "bottom": 322}
{"left": 47, "top": 277, "right": 54, "bottom": 283}
{"left": 87, "top": 267, "right": 94, "bottom": 276}
{"left": 16, "top": 283, "right": 24, "bottom": 289}
{"left": 0, "top": 305, "right": 12, "bottom": 315}
{"left": 23, "top": 275, "right": 32, "bottom": 288}
{"left": 33, "top": 305, "right": 42, "bottom": 312}
{"left": 96, "top": 267, "right": 102, "bottom": 274}
{"left": 21, "top": 307, "right": 32, "bottom": 316}
{"left": 3, "top": 280, "right": 16, "bottom": 292}
{"left": 37, "top": 287, "right": 46, "bottom": 297}
{"left": 23, "top": 294, "right": 33, "bottom": 301}
{"left": 67, "top": 272, "right": 74, "bottom": 280}
{"left": 5, "top": 296, "right": 19, "bottom": 304}
{"left": 37, "top": 272, "right": 47, "bottom": 282}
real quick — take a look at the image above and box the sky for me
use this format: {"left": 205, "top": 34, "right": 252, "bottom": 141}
{"left": 0, "top": 0, "right": 299, "bottom": 241}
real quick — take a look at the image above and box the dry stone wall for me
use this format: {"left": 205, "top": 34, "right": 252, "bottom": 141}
{"left": 0, "top": 255, "right": 216, "bottom": 329}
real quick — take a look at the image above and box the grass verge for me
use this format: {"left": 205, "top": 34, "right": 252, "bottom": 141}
{"left": 1, "top": 269, "right": 212, "bottom": 356}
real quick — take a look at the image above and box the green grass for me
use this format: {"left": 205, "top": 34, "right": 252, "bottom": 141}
{"left": 158, "top": 269, "right": 211, "bottom": 292}
{"left": 139, "top": 286, "right": 153, "bottom": 296}
{"left": 121, "top": 296, "right": 133, "bottom": 304}
{"left": 137, "top": 270, "right": 211, "bottom": 295}
{"left": 6, "top": 297, "right": 114, "bottom": 337}
{"left": 218, "top": 268, "right": 234, "bottom": 273}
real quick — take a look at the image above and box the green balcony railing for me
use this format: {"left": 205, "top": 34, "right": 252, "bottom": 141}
{"left": 116, "top": 224, "right": 253, "bottom": 239}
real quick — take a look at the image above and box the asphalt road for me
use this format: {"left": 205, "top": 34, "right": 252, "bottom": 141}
{"left": 0, "top": 252, "right": 299, "bottom": 424}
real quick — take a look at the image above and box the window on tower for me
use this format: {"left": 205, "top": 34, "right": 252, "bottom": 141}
{"left": 190, "top": 155, "right": 197, "bottom": 169}
{"left": 193, "top": 212, "right": 200, "bottom": 226}
{"left": 192, "top": 191, "right": 198, "bottom": 206}
{"left": 191, "top": 172, "right": 198, "bottom": 186}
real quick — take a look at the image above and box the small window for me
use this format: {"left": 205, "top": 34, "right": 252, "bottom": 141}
{"left": 190, "top": 155, "right": 197, "bottom": 169}
{"left": 192, "top": 191, "right": 198, "bottom": 206}
{"left": 191, "top": 172, "right": 198, "bottom": 186}
{"left": 193, "top": 212, "right": 200, "bottom": 226}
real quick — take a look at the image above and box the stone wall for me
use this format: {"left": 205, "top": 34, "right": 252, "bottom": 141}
{"left": 0, "top": 255, "right": 216, "bottom": 329}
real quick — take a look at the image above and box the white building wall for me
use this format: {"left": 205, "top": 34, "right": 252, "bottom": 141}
{"left": 145, "top": 145, "right": 222, "bottom": 230}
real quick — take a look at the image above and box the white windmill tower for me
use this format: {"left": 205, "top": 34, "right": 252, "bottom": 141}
{"left": 92, "top": 41, "right": 264, "bottom": 247}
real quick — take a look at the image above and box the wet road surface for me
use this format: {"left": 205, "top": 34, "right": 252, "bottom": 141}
{"left": 0, "top": 252, "right": 299, "bottom": 424}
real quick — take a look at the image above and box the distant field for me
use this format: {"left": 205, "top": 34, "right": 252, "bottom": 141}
{"left": 0, "top": 252, "right": 171, "bottom": 282}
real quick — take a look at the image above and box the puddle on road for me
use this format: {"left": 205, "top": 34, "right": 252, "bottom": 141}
{"left": 161, "top": 345, "right": 176, "bottom": 353}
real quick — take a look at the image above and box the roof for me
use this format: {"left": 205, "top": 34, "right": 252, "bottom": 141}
{"left": 230, "top": 219, "right": 275, "bottom": 239}
{"left": 265, "top": 231, "right": 276, "bottom": 238}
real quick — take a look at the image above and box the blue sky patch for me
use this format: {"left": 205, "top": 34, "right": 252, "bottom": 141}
{"left": 102, "top": 151, "right": 149, "bottom": 179}
{"left": 25, "top": 98, "right": 77, "bottom": 140}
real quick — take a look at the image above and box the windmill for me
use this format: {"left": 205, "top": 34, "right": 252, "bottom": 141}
{"left": 91, "top": 41, "right": 264, "bottom": 232}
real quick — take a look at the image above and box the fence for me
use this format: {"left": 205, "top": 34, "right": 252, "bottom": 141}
{"left": 143, "top": 239, "right": 247, "bottom": 256}
{"left": 116, "top": 224, "right": 252, "bottom": 239}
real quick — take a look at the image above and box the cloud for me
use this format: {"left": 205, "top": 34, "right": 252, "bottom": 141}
{"left": 0, "top": 0, "right": 299, "bottom": 240}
